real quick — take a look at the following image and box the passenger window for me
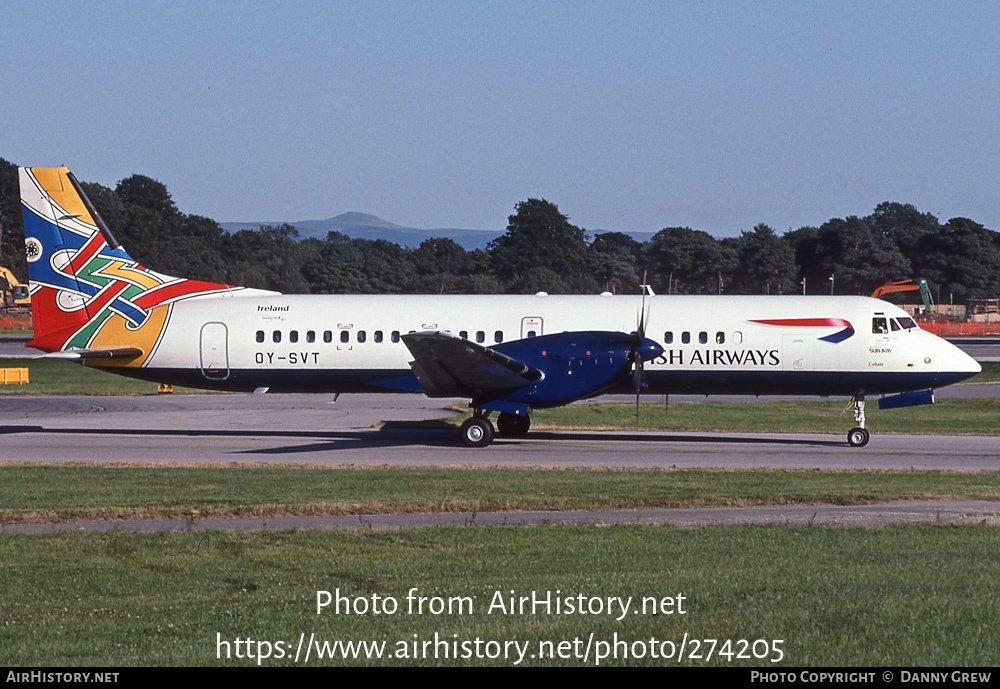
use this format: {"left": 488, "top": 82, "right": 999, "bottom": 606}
{"left": 494, "top": 331, "right": 503, "bottom": 343}
{"left": 374, "top": 330, "right": 383, "bottom": 343}
{"left": 290, "top": 330, "right": 299, "bottom": 343}
{"left": 358, "top": 330, "right": 366, "bottom": 343}
{"left": 716, "top": 331, "right": 725, "bottom": 344}
{"left": 664, "top": 331, "right": 673, "bottom": 344}
{"left": 459, "top": 330, "right": 468, "bottom": 339}
{"left": 272, "top": 330, "right": 281, "bottom": 343}
{"left": 872, "top": 318, "right": 888, "bottom": 334}
{"left": 732, "top": 331, "right": 743, "bottom": 345}
{"left": 699, "top": 332, "right": 708, "bottom": 344}
{"left": 255, "top": 330, "right": 264, "bottom": 343}
{"left": 681, "top": 331, "right": 691, "bottom": 344}
{"left": 476, "top": 331, "right": 485, "bottom": 343}
{"left": 391, "top": 331, "right": 400, "bottom": 343}
{"left": 340, "top": 331, "right": 350, "bottom": 343}
{"left": 527, "top": 330, "right": 537, "bottom": 338}
{"left": 323, "top": 330, "right": 332, "bottom": 343}
{"left": 307, "top": 330, "right": 315, "bottom": 343}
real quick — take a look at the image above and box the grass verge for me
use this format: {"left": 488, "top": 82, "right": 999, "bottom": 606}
{"left": 0, "top": 357, "right": 197, "bottom": 394}
{"left": 434, "top": 397, "right": 1000, "bottom": 435}
{"left": 526, "top": 398, "right": 1000, "bottom": 435}
{"left": 1, "top": 464, "right": 999, "bottom": 524}
{"left": 1, "top": 525, "right": 998, "bottom": 665}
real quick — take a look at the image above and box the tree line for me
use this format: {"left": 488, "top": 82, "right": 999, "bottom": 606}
{"left": 2, "top": 157, "right": 998, "bottom": 301}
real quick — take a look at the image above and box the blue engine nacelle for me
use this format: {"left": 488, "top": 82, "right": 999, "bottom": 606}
{"left": 878, "top": 389, "right": 934, "bottom": 410}
{"left": 478, "top": 331, "right": 663, "bottom": 410}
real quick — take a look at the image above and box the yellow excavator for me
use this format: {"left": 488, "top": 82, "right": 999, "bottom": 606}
{"left": 0, "top": 266, "right": 30, "bottom": 315}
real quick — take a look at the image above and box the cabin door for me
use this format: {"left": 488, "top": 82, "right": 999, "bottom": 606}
{"left": 200, "top": 322, "right": 230, "bottom": 380}
{"left": 521, "top": 316, "right": 543, "bottom": 339}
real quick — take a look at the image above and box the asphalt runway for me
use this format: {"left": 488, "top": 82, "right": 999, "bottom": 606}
{"left": 1, "top": 392, "right": 998, "bottom": 470}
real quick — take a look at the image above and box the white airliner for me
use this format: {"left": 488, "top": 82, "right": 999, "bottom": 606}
{"left": 18, "top": 166, "right": 981, "bottom": 447}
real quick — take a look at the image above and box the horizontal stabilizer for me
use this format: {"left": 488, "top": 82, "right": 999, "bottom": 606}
{"left": 401, "top": 331, "right": 543, "bottom": 398}
{"left": 37, "top": 346, "right": 144, "bottom": 361}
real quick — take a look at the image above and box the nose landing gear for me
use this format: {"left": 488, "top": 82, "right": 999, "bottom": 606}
{"left": 847, "top": 395, "right": 870, "bottom": 447}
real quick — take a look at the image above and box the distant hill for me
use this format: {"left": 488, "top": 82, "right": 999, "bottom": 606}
{"left": 221, "top": 212, "right": 659, "bottom": 250}
{"left": 221, "top": 212, "right": 502, "bottom": 251}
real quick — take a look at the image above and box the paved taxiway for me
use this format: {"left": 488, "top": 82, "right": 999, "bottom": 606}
{"left": 1, "top": 393, "right": 997, "bottom": 471}
{"left": 3, "top": 392, "right": 998, "bottom": 530}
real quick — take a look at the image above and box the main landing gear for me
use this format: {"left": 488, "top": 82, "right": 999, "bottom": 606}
{"left": 496, "top": 412, "right": 531, "bottom": 437}
{"left": 847, "top": 394, "right": 870, "bottom": 447}
{"left": 459, "top": 411, "right": 532, "bottom": 447}
{"left": 459, "top": 416, "right": 493, "bottom": 448}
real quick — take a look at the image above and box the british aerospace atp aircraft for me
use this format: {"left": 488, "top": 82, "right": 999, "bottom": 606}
{"left": 19, "top": 166, "right": 980, "bottom": 447}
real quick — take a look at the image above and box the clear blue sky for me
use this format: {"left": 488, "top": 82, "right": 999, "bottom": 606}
{"left": 3, "top": 1, "right": 998, "bottom": 236}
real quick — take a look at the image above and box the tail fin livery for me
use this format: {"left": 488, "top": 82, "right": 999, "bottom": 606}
{"left": 19, "top": 166, "right": 237, "bottom": 364}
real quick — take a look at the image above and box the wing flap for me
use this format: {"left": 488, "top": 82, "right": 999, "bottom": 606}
{"left": 401, "top": 331, "right": 542, "bottom": 398}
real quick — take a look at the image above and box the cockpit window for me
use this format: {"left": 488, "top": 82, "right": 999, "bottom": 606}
{"left": 890, "top": 319, "right": 901, "bottom": 332}
{"left": 897, "top": 317, "right": 917, "bottom": 330}
{"left": 872, "top": 317, "right": 888, "bottom": 334}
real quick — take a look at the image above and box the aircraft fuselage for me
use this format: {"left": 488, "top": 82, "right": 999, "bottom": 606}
{"left": 102, "top": 292, "right": 978, "bottom": 400}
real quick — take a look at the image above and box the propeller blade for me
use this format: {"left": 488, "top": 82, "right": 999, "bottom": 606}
{"left": 634, "top": 359, "right": 643, "bottom": 421}
{"left": 633, "top": 277, "right": 655, "bottom": 421}
{"left": 636, "top": 274, "right": 651, "bottom": 339}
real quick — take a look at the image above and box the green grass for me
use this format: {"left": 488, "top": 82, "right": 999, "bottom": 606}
{"left": 0, "top": 357, "right": 196, "bottom": 394}
{"left": 439, "top": 396, "right": 1000, "bottom": 435}
{"left": 524, "top": 398, "right": 1000, "bottom": 436}
{"left": 2, "top": 356, "right": 997, "bottom": 667}
{"left": 967, "top": 360, "right": 1000, "bottom": 383}
{"left": 2, "top": 525, "right": 999, "bottom": 666}
{"left": 2, "top": 465, "right": 999, "bottom": 524}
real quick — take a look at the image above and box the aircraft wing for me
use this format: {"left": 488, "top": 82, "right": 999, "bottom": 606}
{"left": 37, "top": 346, "right": 144, "bottom": 361}
{"left": 401, "top": 331, "right": 543, "bottom": 398}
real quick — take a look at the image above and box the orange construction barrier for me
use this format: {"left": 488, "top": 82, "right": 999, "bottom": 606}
{"left": 920, "top": 322, "right": 1000, "bottom": 337}
{"left": 0, "top": 315, "right": 32, "bottom": 330}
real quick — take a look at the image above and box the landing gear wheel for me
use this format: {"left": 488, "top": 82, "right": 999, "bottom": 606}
{"left": 496, "top": 412, "right": 531, "bottom": 437}
{"left": 847, "top": 427, "right": 870, "bottom": 447}
{"left": 460, "top": 417, "right": 494, "bottom": 448}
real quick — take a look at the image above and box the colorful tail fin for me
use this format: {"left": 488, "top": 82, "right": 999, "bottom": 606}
{"left": 19, "top": 167, "right": 235, "bottom": 360}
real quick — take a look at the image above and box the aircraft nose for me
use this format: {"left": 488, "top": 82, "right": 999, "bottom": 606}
{"left": 935, "top": 338, "right": 981, "bottom": 381}
{"left": 956, "top": 348, "right": 982, "bottom": 375}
